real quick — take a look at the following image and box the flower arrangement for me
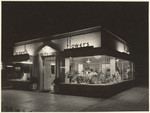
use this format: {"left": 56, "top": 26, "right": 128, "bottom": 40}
{"left": 66, "top": 70, "right": 79, "bottom": 78}
{"left": 65, "top": 70, "right": 79, "bottom": 83}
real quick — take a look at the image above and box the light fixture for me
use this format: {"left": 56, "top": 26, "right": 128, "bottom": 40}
{"left": 94, "top": 55, "right": 101, "bottom": 59}
{"left": 86, "top": 58, "right": 91, "bottom": 64}
{"left": 7, "top": 65, "right": 13, "bottom": 67}
{"left": 13, "top": 61, "right": 33, "bottom": 64}
{"left": 116, "top": 59, "right": 119, "bottom": 62}
{"left": 21, "top": 61, "right": 33, "bottom": 64}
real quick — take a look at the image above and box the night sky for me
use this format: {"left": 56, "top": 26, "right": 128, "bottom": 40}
{"left": 2, "top": 2, "right": 148, "bottom": 82}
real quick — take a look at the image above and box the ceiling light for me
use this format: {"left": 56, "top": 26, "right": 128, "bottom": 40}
{"left": 94, "top": 55, "right": 101, "bottom": 59}
{"left": 116, "top": 59, "right": 119, "bottom": 62}
{"left": 13, "top": 61, "right": 33, "bottom": 64}
{"left": 7, "top": 65, "right": 13, "bottom": 67}
{"left": 86, "top": 59, "right": 91, "bottom": 64}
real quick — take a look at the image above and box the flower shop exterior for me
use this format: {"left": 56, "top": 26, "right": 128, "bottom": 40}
{"left": 11, "top": 26, "right": 135, "bottom": 97}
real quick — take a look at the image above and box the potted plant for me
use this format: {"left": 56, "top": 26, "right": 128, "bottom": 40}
{"left": 53, "top": 78, "right": 61, "bottom": 93}
{"left": 29, "top": 76, "right": 38, "bottom": 91}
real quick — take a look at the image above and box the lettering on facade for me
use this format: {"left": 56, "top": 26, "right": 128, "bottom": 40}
{"left": 44, "top": 57, "right": 55, "bottom": 61}
{"left": 14, "top": 45, "right": 28, "bottom": 55}
{"left": 66, "top": 37, "right": 90, "bottom": 49}
{"left": 67, "top": 42, "right": 90, "bottom": 49}
{"left": 124, "top": 44, "right": 128, "bottom": 52}
{"left": 40, "top": 52, "right": 56, "bottom": 56}
{"left": 14, "top": 51, "right": 28, "bottom": 55}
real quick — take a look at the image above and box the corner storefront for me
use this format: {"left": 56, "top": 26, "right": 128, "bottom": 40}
{"left": 8, "top": 26, "right": 135, "bottom": 97}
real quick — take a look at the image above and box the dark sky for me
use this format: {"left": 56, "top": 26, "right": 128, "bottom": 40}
{"left": 2, "top": 2, "right": 148, "bottom": 66}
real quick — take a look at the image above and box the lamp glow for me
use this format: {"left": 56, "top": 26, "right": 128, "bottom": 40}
{"left": 7, "top": 65, "right": 13, "bottom": 67}
{"left": 94, "top": 55, "right": 101, "bottom": 59}
{"left": 116, "top": 59, "right": 119, "bottom": 62}
{"left": 13, "top": 61, "right": 33, "bottom": 64}
{"left": 86, "top": 59, "right": 91, "bottom": 64}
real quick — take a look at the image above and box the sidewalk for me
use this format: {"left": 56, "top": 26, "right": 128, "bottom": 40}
{"left": 2, "top": 86, "right": 149, "bottom": 112}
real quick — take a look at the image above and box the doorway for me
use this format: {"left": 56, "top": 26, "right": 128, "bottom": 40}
{"left": 43, "top": 57, "right": 56, "bottom": 91}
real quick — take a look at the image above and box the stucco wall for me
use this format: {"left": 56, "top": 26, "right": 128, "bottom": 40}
{"left": 13, "top": 42, "right": 44, "bottom": 56}
{"left": 51, "top": 31, "right": 101, "bottom": 51}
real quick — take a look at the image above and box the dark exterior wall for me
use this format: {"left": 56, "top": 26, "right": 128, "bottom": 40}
{"left": 101, "top": 29, "right": 130, "bottom": 54}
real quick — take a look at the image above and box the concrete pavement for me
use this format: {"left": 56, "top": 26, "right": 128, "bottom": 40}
{"left": 2, "top": 86, "right": 149, "bottom": 112}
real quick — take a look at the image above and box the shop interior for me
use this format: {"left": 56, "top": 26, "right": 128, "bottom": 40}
{"left": 65, "top": 55, "right": 133, "bottom": 85}
{"left": 8, "top": 63, "right": 32, "bottom": 82}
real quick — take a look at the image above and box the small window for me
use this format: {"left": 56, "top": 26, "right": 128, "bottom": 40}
{"left": 51, "top": 65, "right": 55, "bottom": 74}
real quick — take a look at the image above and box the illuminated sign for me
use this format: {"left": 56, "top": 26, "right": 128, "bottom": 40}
{"left": 67, "top": 42, "right": 90, "bottom": 49}
{"left": 44, "top": 57, "right": 55, "bottom": 61}
{"left": 40, "top": 52, "right": 56, "bottom": 56}
{"left": 66, "top": 36, "right": 92, "bottom": 49}
{"left": 51, "top": 32, "right": 101, "bottom": 51}
{"left": 14, "top": 51, "right": 28, "bottom": 55}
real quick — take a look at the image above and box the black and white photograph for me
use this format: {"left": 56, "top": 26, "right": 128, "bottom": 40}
{"left": 2, "top": 1, "right": 149, "bottom": 112}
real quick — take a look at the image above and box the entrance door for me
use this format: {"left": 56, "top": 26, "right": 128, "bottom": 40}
{"left": 43, "top": 61, "right": 55, "bottom": 91}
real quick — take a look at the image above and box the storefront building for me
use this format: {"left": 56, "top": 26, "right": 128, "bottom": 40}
{"left": 9, "top": 26, "right": 135, "bottom": 97}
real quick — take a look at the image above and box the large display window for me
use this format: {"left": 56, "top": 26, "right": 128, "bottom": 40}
{"left": 9, "top": 63, "right": 32, "bottom": 81}
{"left": 64, "top": 55, "right": 133, "bottom": 85}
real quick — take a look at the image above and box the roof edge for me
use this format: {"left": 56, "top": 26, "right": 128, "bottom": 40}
{"left": 102, "top": 28, "right": 129, "bottom": 46}
{"left": 15, "top": 26, "right": 101, "bottom": 46}
{"left": 14, "top": 26, "right": 129, "bottom": 47}
{"left": 52, "top": 26, "right": 101, "bottom": 39}
{"left": 15, "top": 37, "right": 51, "bottom": 46}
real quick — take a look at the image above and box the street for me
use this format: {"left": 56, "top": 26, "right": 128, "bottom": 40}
{"left": 2, "top": 86, "right": 148, "bottom": 112}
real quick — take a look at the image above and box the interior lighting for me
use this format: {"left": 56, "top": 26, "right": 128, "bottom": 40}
{"left": 13, "top": 61, "right": 33, "bottom": 64}
{"left": 116, "top": 59, "right": 119, "bottom": 62}
{"left": 86, "top": 58, "right": 91, "bottom": 64}
{"left": 7, "top": 65, "right": 13, "bottom": 67}
{"left": 94, "top": 55, "right": 101, "bottom": 59}
{"left": 21, "top": 61, "right": 33, "bottom": 64}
